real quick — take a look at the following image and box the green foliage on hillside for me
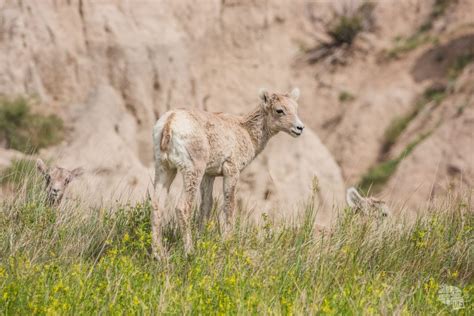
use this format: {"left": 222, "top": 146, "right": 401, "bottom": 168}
{"left": 329, "top": 15, "right": 363, "bottom": 46}
{"left": 359, "top": 133, "right": 431, "bottom": 194}
{"left": 387, "top": 0, "right": 455, "bottom": 59}
{"left": 382, "top": 86, "right": 446, "bottom": 155}
{"left": 0, "top": 181, "right": 472, "bottom": 314}
{"left": 419, "top": 0, "right": 455, "bottom": 32}
{"left": 0, "top": 97, "right": 64, "bottom": 154}
{"left": 360, "top": 86, "right": 447, "bottom": 194}
{"left": 329, "top": 2, "right": 375, "bottom": 47}
{"left": 387, "top": 34, "right": 434, "bottom": 59}
{"left": 448, "top": 53, "right": 474, "bottom": 80}
{"left": 339, "top": 91, "right": 355, "bottom": 102}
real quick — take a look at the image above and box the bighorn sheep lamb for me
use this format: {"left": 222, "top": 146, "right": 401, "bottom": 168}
{"left": 36, "top": 159, "right": 83, "bottom": 206}
{"left": 346, "top": 187, "right": 390, "bottom": 218}
{"left": 152, "top": 88, "right": 304, "bottom": 257}
{"left": 315, "top": 188, "right": 390, "bottom": 237}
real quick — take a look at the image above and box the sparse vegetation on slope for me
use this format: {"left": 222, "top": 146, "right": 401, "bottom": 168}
{"left": 448, "top": 53, "right": 474, "bottom": 80}
{"left": 419, "top": 0, "right": 456, "bottom": 32}
{"left": 387, "top": 0, "right": 455, "bottom": 59}
{"left": 359, "top": 133, "right": 431, "bottom": 194}
{"left": 0, "top": 98, "right": 64, "bottom": 154}
{"left": 329, "top": 1, "right": 375, "bottom": 46}
{"left": 387, "top": 34, "right": 435, "bottom": 59}
{"left": 382, "top": 85, "right": 446, "bottom": 154}
{"left": 329, "top": 15, "right": 363, "bottom": 46}
{"left": 359, "top": 85, "right": 447, "bottom": 194}
{"left": 305, "top": 1, "right": 375, "bottom": 64}
{"left": 0, "top": 179, "right": 472, "bottom": 314}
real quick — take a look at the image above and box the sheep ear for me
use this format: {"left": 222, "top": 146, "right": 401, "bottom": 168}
{"left": 290, "top": 87, "right": 300, "bottom": 101}
{"left": 346, "top": 187, "right": 363, "bottom": 207}
{"left": 66, "top": 167, "right": 84, "bottom": 183}
{"left": 71, "top": 167, "right": 84, "bottom": 178}
{"left": 259, "top": 88, "right": 270, "bottom": 104}
{"left": 36, "top": 159, "right": 48, "bottom": 175}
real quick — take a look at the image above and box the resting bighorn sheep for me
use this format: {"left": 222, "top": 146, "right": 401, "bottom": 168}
{"left": 152, "top": 88, "right": 304, "bottom": 256}
{"left": 36, "top": 159, "right": 83, "bottom": 206}
{"left": 346, "top": 187, "right": 390, "bottom": 218}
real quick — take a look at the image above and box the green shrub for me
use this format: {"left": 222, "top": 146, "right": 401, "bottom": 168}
{"left": 329, "top": 16, "right": 363, "bottom": 46}
{"left": 0, "top": 97, "right": 64, "bottom": 154}
{"left": 328, "top": 2, "right": 375, "bottom": 46}
{"left": 304, "top": 2, "right": 375, "bottom": 64}
{"left": 339, "top": 91, "right": 355, "bottom": 102}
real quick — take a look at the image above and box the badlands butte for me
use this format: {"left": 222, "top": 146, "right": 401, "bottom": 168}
{"left": 0, "top": 0, "right": 472, "bottom": 221}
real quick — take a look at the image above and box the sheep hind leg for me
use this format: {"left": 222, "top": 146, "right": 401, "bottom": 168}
{"left": 151, "top": 165, "right": 176, "bottom": 260}
{"left": 176, "top": 168, "right": 204, "bottom": 256}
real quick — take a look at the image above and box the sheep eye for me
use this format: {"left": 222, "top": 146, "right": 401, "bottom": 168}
{"left": 276, "top": 109, "right": 285, "bottom": 115}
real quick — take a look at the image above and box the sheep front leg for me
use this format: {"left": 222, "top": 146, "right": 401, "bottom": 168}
{"left": 223, "top": 170, "right": 239, "bottom": 235}
{"left": 198, "top": 175, "right": 215, "bottom": 230}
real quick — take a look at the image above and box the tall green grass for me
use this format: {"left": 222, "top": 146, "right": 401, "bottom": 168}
{"left": 0, "top": 179, "right": 472, "bottom": 314}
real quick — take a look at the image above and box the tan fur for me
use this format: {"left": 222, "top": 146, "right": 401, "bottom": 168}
{"left": 151, "top": 88, "right": 304, "bottom": 258}
{"left": 160, "top": 112, "right": 175, "bottom": 151}
{"left": 36, "top": 159, "right": 83, "bottom": 206}
{"left": 346, "top": 187, "right": 390, "bottom": 218}
{"left": 314, "top": 188, "right": 390, "bottom": 237}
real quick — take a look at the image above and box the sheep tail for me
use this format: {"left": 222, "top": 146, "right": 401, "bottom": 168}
{"left": 160, "top": 112, "right": 175, "bottom": 151}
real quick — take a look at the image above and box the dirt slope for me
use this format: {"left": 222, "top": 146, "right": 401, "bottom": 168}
{"left": 0, "top": 0, "right": 472, "bottom": 216}
{"left": 0, "top": 0, "right": 345, "bottom": 219}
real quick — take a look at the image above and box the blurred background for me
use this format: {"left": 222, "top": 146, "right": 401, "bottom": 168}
{"left": 0, "top": 0, "right": 472, "bottom": 219}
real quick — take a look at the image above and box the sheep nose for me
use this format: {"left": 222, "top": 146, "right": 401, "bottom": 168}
{"left": 296, "top": 125, "right": 304, "bottom": 131}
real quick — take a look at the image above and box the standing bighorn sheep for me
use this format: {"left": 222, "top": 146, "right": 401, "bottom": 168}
{"left": 346, "top": 187, "right": 390, "bottom": 218}
{"left": 152, "top": 88, "right": 304, "bottom": 257}
{"left": 36, "top": 159, "right": 83, "bottom": 206}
